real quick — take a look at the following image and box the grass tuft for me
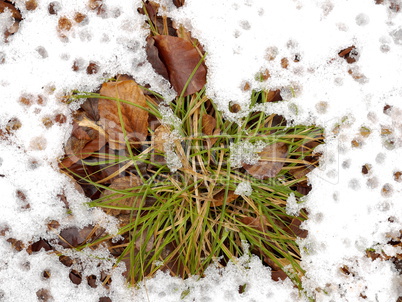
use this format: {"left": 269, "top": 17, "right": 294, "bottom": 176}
{"left": 62, "top": 85, "right": 324, "bottom": 291}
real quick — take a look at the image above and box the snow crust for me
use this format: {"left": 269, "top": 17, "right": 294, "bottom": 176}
{"left": 0, "top": 0, "right": 402, "bottom": 301}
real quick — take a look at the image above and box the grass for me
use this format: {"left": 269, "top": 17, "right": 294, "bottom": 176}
{"left": 62, "top": 83, "right": 324, "bottom": 294}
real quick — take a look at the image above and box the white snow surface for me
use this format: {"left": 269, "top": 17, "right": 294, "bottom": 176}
{"left": 0, "top": 0, "right": 401, "bottom": 301}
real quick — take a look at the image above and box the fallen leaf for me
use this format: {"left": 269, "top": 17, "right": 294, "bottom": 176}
{"left": 338, "top": 45, "right": 358, "bottom": 64}
{"left": 101, "top": 175, "right": 143, "bottom": 218}
{"left": 69, "top": 270, "right": 82, "bottom": 285}
{"left": 153, "top": 124, "right": 170, "bottom": 153}
{"left": 239, "top": 216, "right": 267, "bottom": 233}
{"left": 288, "top": 217, "right": 308, "bottom": 238}
{"left": 0, "top": 1, "right": 22, "bottom": 20}
{"left": 266, "top": 89, "right": 282, "bottom": 102}
{"left": 58, "top": 225, "right": 98, "bottom": 248}
{"left": 202, "top": 114, "right": 219, "bottom": 147}
{"left": 27, "top": 239, "right": 52, "bottom": 254}
{"left": 202, "top": 114, "right": 216, "bottom": 136}
{"left": 152, "top": 35, "right": 207, "bottom": 96}
{"left": 98, "top": 80, "right": 148, "bottom": 150}
{"left": 211, "top": 190, "right": 238, "bottom": 207}
{"left": 172, "top": 0, "right": 185, "bottom": 8}
{"left": 80, "top": 98, "right": 99, "bottom": 121}
{"left": 60, "top": 131, "right": 106, "bottom": 169}
{"left": 243, "top": 142, "right": 288, "bottom": 179}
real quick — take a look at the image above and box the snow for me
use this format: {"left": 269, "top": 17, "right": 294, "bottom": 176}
{"left": 0, "top": 0, "right": 401, "bottom": 301}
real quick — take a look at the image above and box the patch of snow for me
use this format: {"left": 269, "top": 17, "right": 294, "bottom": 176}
{"left": 234, "top": 181, "right": 252, "bottom": 196}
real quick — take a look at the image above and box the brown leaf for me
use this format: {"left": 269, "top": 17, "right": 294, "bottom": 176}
{"left": 80, "top": 98, "right": 99, "bottom": 121}
{"left": 243, "top": 142, "right": 288, "bottom": 179}
{"left": 98, "top": 80, "right": 148, "bottom": 150}
{"left": 152, "top": 35, "right": 207, "bottom": 96}
{"left": 153, "top": 124, "right": 170, "bottom": 153}
{"left": 239, "top": 215, "right": 268, "bottom": 233}
{"left": 101, "top": 175, "right": 143, "bottom": 218}
{"left": 211, "top": 190, "right": 238, "bottom": 207}
{"left": 58, "top": 226, "right": 95, "bottom": 248}
{"left": 266, "top": 89, "right": 282, "bottom": 102}
{"left": 71, "top": 120, "right": 91, "bottom": 140}
{"left": 288, "top": 217, "right": 308, "bottom": 238}
{"left": 146, "top": 36, "right": 169, "bottom": 80}
{"left": 60, "top": 133, "right": 106, "bottom": 169}
{"left": 0, "top": 1, "right": 22, "bottom": 20}
{"left": 338, "top": 45, "right": 358, "bottom": 64}
{"left": 202, "top": 114, "right": 216, "bottom": 136}
{"left": 172, "top": 0, "right": 185, "bottom": 8}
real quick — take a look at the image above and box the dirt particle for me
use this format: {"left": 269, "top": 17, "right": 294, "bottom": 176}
{"left": 381, "top": 183, "right": 393, "bottom": 197}
{"left": 47, "top": 220, "right": 60, "bottom": 230}
{"left": 86, "top": 62, "right": 99, "bottom": 74}
{"left": 36, "top": 288, "right": 53, "bottom": 302}
{"left": 361, "top": 164, "right": 371, "bottom": 175}
{"left": 383, "top": 104, "right": 392, "bottom": 115}
{"left": 393, "top": 171, "right": 402, "bottom": 182}
{"left": 229, "top": 103, "right": 241, "bottom": 113}
{"left": 242, "top": 81, "right": 251, "bottom": 91}
{"left": 69, "top": 270, "right": 82, "bottom": 285}
{"left": 25, "top": 0, "right": 38, "bottom": 11}
{"left": 29, "top": 136, "right": 47, "bottom": 151}
{"left": 281, "top": 57, "right": 289, "bottom": 69}
{"left": 54, "top": 113, "right": 67, "bottom": 124}
{"left": 74, "top": 12, "right": 87, "bottom": 23}
{"left": 42, "top": 270, "right": 51, "bottom": 280}
{"left": 58, "top": 16, "right": 73, "bottom": 32}
{"left": 48, "top": 2, "right": 61, "bottom": 15}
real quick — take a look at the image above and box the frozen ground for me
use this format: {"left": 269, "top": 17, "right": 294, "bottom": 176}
{"left": 0, "top": 0, "right": 402, "bottom": 301}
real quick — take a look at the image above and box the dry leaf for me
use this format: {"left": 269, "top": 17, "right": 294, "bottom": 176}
{"left": 152, "top": 35, "right": 207, "bottom": 96}
{"left": 60, "top": 131, "right": 106, "bottom": 169}
{"left": 146, "top": 36, "right": 169, "bottom": 80}
{"left": 0, "top": 1, "right": 22, "bottom": 20}
{"left": 243, "top": 142, "right": 288, "bottom": 179}
{"left": 202, "top": 114, "right": 216, "bottom": 136}
{"left": 101, "top": 175, "right": 143, "bottom": 217}
{"left": 239, "top": 215, "right": 268, "bottom": 233}
{"left": 288, "top": 217, "right": 308, "bottom": 238}
{"left": 153, "top": 124, "right": 170, "bottom": 153}
{"left": 98, "top": 80, "right": 148, "bottom": 150}
{"left": 58, "top": 226, "right": 95, "bottom": 248}
{"left": 211, "top": 190, "right": 238, "bottom": 207}
{"left": 266, "top": 90, "right": 282, "bottom": 102}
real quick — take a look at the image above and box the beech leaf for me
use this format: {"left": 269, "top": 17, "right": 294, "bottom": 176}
{"left": 98, "top": 80, "right": 148, "bottom": 150}
{"left": 152, "top": 35, "right": 207, "bottom": 96}
{"left": 243, "top": 142, "right": 288, "bottom": 179}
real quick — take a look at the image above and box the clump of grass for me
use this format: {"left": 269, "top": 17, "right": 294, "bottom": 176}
{"left": 63, "top": 84, "right": 323, "bottom": 292}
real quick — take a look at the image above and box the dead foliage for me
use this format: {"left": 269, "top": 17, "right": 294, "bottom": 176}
{"left": 0, "top": 0, "right": 21, "bottom": 42}
{"left": 243, "top": 142, "right": 288, "bottom": 179}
